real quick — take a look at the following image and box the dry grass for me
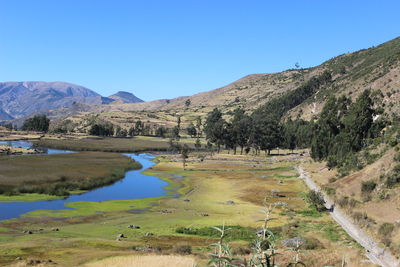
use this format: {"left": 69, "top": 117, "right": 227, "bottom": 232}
{"left": 83, "top": 255, "right": 197, "bottom": 267}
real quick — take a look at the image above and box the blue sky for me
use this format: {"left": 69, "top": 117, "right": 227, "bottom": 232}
{"left": 1, "top": 0, "right": 399, "bottom": 101}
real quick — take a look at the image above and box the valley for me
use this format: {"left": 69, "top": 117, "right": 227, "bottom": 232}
{"left": 1, "top": 36, "right": 400, "bottom": 267}
{"left": 0, "top": 138, "right": 372, "bottom": 266}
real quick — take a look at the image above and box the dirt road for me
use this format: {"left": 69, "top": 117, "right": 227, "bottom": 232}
{"left": 296, "top": 166, "right": 399, "bottom": 267}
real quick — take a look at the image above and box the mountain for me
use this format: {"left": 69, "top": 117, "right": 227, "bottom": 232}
{"left": 108, "top": 91, "right": 143, "bottom": 103}
{"left": 0, "top": 81, "right": 112, "bottom": 120}
{"left": 0, "top": 107, "right": 14, "bottom": 120}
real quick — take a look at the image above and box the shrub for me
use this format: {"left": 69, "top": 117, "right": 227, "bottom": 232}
{"left": 305, "top": 190, "right": 326, "bottom": 211}
{"left": 378, "top": 223, "right": 395, "bottom": 237}
{"left": 337, "top": 196, "right": 349, "bottom": 207}
{"left": 324, "top": 186, "right": 336, "bottom": 196}
{"left": 303, "top": 237, "right": 324, "bottom": 250}
{"left": 361, "top": 180, "right": 377, "bottom": 194}
{"left": 173, "top": 245, "right": 192, "bottom": 255}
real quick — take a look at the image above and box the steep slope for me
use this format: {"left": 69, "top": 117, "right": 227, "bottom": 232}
{"left": 0, "top": 81, "right": 109, "bottom": 119}
{"left": 108, "top": 91, "right": 143, "bottom": 103}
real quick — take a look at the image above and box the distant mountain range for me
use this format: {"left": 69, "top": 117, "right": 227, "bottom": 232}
{"left": 0, "top": 82, "right": 143, "bottom": 120}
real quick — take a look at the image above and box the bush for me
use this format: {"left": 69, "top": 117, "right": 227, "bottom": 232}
{"left": 378, "top": 223, "right": 395, "bottom": 237}
{"left": 324, "top": 186, "right": 336, "bottom": 196}
{"left": 303, "top": 237, "right": 324, "bottom": 250}
{"left": 173, "top": 245, "right": 192, "bottom": 255}
{"left": 361, "top": 180, "right": 377, "bottom": 194}
{"left": 305, "top": 190, "right": 326, "bottom": 211}
{"left": 337, "top": 196, "right": 349, "bottom": 207}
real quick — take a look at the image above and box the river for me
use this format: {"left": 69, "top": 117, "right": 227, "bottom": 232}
{"left": 0, "top": 141, "right": 169, "bottom": 221}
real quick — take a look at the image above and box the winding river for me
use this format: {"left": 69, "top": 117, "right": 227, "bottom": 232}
{"left": 0, "top": 141, "right": 169, "bottom": 221}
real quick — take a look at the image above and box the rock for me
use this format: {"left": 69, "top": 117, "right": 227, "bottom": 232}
{"left": 160, "top": 209, "right": 173, "bottom": 214}
{"left": 183, "top": 199, "right": 190, "bottom": 202}
{"left": 117, "top": 233, "right": 125, "bottom": 238}
{"left": 52, "top": 228, "right": 59, "bottom": 231}
{"left": 27, "top": 231, "right": 33, "bottom": 234}
{"left": 274, "top": 202, "right": 288, "bottom": 206}
{"left": 281, "top": 237, "right": 305, "bottom": 247}
{"left": 15, "top": 257, "right": 22, "bottom": 261}
{"left": 226, "top": 200, "right": 235, "bottom": 205}
{"left": 145, "top": 232, "right": 154, "bottom": 236}
{"left": 128, "top": 225, "right": 140, "bottom": 229}
{"left": 200, "top": 213, "right": 209, "bottom": 216}
{"left": 134, "top": 245, "right": 161, "bottom": 252}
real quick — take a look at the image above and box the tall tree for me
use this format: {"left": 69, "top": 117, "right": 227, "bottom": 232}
{"left": 204, "top": 108, "right": 226, "bottom": 152}
{"left": 231, "top": 108, "right": 252, "bottom": 154}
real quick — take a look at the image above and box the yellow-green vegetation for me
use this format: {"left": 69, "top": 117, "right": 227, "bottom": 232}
{"left": 0, "top": 152, "right": 139, "bottom": 197}
{"left": 0, "top": 152, "right": 367, "bottom": 266}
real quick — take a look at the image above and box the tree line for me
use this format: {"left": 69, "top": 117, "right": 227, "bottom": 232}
{"left": 204, "top": 78, "right": 386, "bottom": 169}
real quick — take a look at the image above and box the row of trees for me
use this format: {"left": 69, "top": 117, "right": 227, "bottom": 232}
{"left": 204, "top": 107, "right": 313, "bottom": 154}
{"left": 204, "top": 87, "right": 385, "bottom": 167}
{"left": 21, "top": 115, "right": 50, "bottom": 132}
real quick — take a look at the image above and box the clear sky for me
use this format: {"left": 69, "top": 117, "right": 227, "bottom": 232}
{"left": 1, "top": 0, "right": 399, "bottom": 101}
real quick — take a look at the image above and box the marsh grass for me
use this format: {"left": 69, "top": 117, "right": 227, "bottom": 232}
{"left": 0, "top": 152, "right": 139, "bottom": 196}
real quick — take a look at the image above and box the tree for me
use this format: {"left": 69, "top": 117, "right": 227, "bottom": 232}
{"left": 196, "top": 116, "right": 202, "bottom": 137}
{"left": 185, "top": 99, "right": 191, "bottom": 108}
{"left": 181, "top": 144, "right": 190, "bottom": 170}
{"left": 306, "top": 190, "right": 326, "bottom": 212}
{"left": 156, "top": 126, "right": 167, "bottom": 138}
{"left": 204, "top": 108, "right": 226, "bottom": 152}
{"left": 195, "top": 137, "right": 202, "bottom": 151}
{"left": 343, "top": 90, "right": 374, "bottom": 151}
{"left": 89, "top": 123, "right": 114, "bottom": 136}
{"left": 135, "top": 120, "right": 144, "bottom": 135}
{"left": 251, "top": 112, "right": 282, "bottom": 155}
{"left": 115, "top": 126, "right": 127, "bottom": 137}
{"left": 231, "top": 108, "right": 252, "bottom": 154}
{"left": 172, "top": 126, "right": 181, "bottom": 140}
{"left": 187, "top": 123, "right": 197, "bottom": 138}
{"left": 3, "top": 123, "right": 13, "bottom": 131}
{"left": 22, "top": 115, "right": 50, "bottom": 132}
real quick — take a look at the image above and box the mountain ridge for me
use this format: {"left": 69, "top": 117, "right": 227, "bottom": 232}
{"left": 0, "top": 81, "right": 143, "bottom": 120}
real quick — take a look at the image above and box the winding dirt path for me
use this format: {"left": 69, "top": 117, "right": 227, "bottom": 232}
{"left": 296, "top": 166, "right": 399, "bottom": 267}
